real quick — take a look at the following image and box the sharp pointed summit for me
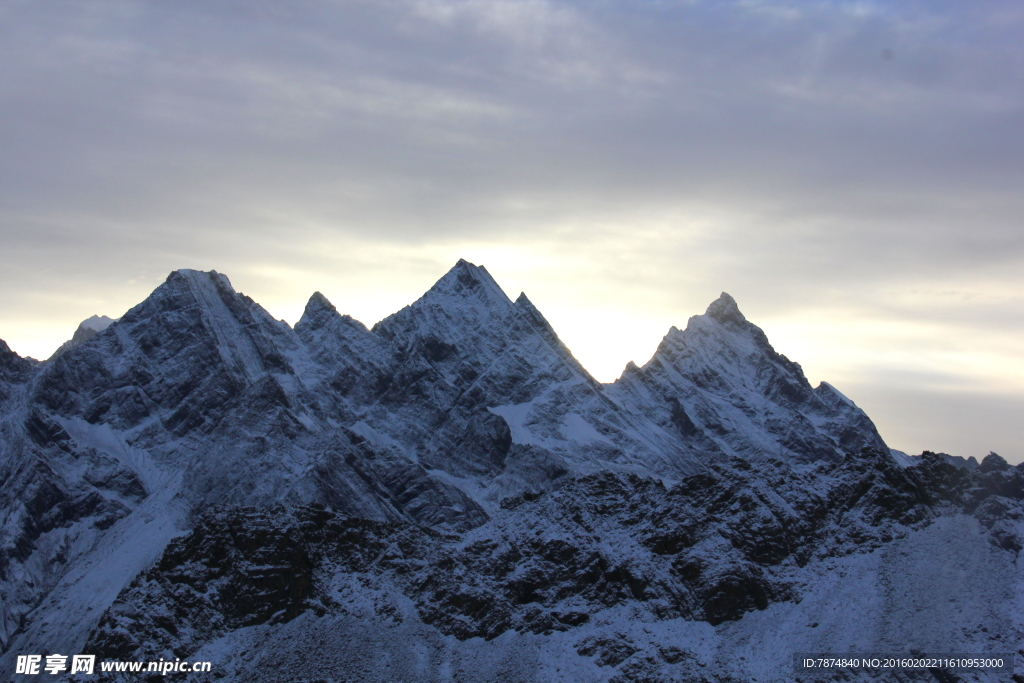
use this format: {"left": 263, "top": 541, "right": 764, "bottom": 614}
{"left": 704, "top": 291, "right": 746, "bottom": 325}
{"left": 305, "top": 290, "right": 336, "bottom": 313}
{"left": 424, "top": 258, "right": 511, "bottom": 306}
{"left": 296, "top": 290, "right": 342, "bottom": 330}
{"left": 371, "top": 259, "right": 514, "bottom": 345}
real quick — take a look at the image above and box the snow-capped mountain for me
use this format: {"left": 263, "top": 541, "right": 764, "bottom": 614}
{"left": 608, "top": 292, "right": 887, "bottom": 465}
{"left": 0, "top": 261, "right": 1019, "bottom": 682}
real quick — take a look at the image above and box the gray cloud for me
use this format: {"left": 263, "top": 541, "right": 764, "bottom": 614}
{"left": 1, "top": 0, "right": 1022, "bottom": 460}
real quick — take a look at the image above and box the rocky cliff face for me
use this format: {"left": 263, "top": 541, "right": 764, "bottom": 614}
{"left": 0, "top": 261, "right": 1019, "bottom": 682}
{"left": 81, "top": 451, "right": 1024, "bottom": 683}
{"left": 0, "top": 340, "right": 35, "bottom": 400}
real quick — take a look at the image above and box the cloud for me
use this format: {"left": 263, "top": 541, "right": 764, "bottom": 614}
{"left": 0, "top": 0, "right": 1021, "bottom": 459}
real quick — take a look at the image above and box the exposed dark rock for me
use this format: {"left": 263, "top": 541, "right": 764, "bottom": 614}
{"left": 85, "top": 506, "right": 437, "bottom": 665}
{"left": 80, "top": 441, "right": 1024, "bottom": 672}
{"left": 980, "top": 452, "right": 1010, "bottom": 473}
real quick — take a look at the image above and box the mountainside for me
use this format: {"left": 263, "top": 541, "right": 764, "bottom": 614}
{"left": 82, "top": 452, "right": 1024, "bottom": 683}
{"left": 0, "top": 261, "right": 1019, "bottom": 682}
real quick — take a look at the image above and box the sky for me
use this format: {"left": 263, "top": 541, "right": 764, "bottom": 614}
{"left": 1, "top": 0, "right": 1022, "bottom": 462}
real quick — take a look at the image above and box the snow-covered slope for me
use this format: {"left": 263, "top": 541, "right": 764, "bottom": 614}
{"left": 0, "top": 261, "right": 1017, "bottom": 682}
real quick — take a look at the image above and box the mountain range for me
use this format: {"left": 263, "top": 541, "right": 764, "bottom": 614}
{"left": 0, "top": 261, "right": 1020, "bottom": 682}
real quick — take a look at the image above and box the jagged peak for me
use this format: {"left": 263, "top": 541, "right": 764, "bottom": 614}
{"left": 816, "top": 381, "right": 855, "bottom": 405}
{"left": 296, "top": 290, "right": 370, "bottom": 334}
{"left": 121, "top": 269, "right": 290, "bottom": 341}
{"left": 371, "top": 260, "right": 515, "bottom": 339}
{"left": 0, "top": 337, "right": 36, "bottom": 381}
{"left": 80, "top": 315, "right": 114, "bottom": 333}
{"left": 510, "top": 291, "right": 600, "bottom": 386}
{"left": 663, "top": 292, "right": 772, "bottom": 356}
{"left": 167, "top": 268, "right": 251, "bottom": 299}
{"left": 513, "top": 291, "right": 559, "bottom": 340}
{"left": 426, "top": 259, "right": 512, "bottom": 306}
{"left": 296, "top": 291, "right": 338, "bottom": 331}
{"left": 166, "top": 267, "right": 225, "bottom": 282}
{"left": 513, "top": 291, "right": 540, "bottom": 312}
{"left": 304, "top": 291, "right": 336, "bottom": 315}
{"left": 642, "top": 294, "right": 802, "bottom": 384}
{"left": 979, "top": 451, "right": 1009, "bottom": 473}
{"left": 0, "top": 338, "right": 27, "bottom": 364}
{"left": 705, "top": 292, "right": 746, "bottom": 325}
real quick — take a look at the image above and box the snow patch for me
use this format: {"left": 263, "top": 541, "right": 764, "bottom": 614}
{"left": 561, "top": 413, "right": 607, "bottom": 445}
{"left": 488, "top": 402, "right": 545, "bottom": 447}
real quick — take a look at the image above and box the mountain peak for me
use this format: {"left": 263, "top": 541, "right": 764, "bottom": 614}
{"left": 305, "top": 291, "right": 336, "bottom": 314}
{"left": 427, "top": 259, "right": 510, "bottom": 305}
{"left": 167, "top": 267, "right": 221, "bottom": 282}
{"left": 80, "top": 315, "right": 115, "bottom": 333}
{"left": 296, "top": 291, "right": 349, "bottom": 334}
{"left": 705, "top": 292, "right": 746, "bottom": 325}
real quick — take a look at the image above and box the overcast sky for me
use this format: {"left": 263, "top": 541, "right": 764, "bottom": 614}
{"left": 2, "top": 0, "right": 1022, "bottom": 462}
